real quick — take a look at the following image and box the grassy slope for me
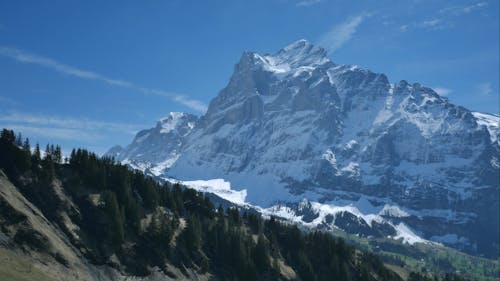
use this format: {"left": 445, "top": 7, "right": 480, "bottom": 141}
{"left": 384, "top": 264, "right": 410, "bottom": 281}
{"left": 0, "top": 248, "right": 56, "bottom": 281}
{"left": 328, "top": 229, "right": 500, "bottom": 281}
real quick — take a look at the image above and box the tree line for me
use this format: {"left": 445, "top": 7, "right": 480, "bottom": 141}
{"left": 0, "top": 128, "right": 473, "bottom": 281}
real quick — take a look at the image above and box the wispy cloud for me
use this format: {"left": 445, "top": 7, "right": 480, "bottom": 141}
{"left": 0, "top": 46, "right": 207, "bottom": 113}
{"left": 433, "top": 87, "right": 452, "bottom": 97}
{"left": 440, "top": 2, "right": 488, "bottom": 16}
{"left": 395, "top": 51, "right": 497, "bottom": 74}
{"left": 477, "top": 83, "right": 493, "bottom": 96}
{"left": 0, "top": 111, "right": 147, "bottom": 142}
{"left": 415, "top": 19, "right": 451, "bottom": 30}
{"left": 295, "top": 0, "right": 322, "bottom": 7}
{"left": 1, "top": 124, "right": 102, "bottom": 142}
{"left": 414, "top": 18, "right": 456, "bottom": 30}
{"left": 318, "top": 13, "right": 370, "bottom": 53}
{"left": 0, "top": 95, "right": 19, "bottom": 106}
{"left": 401, "top": 1, "right": 488, "bottom": 32}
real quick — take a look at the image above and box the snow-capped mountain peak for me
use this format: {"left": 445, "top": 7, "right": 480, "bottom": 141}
{"left": 159, "top": 112, "right": 196, "bottom": 134}
{"left": 274, "top": 39, "right": 330, "bottom": 67}
{"left": 106, "top": 40, "right": 499, "bottom": 258}
{"left": 471, "top": 111, "right": 500, "bottom": 144}
{"left": 251, "top": 39, "right": 331, "bottom": 77}
{"left": 106, "top": 112, "right": 198, "bottom": 175}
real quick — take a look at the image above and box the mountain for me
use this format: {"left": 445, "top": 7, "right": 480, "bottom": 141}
{"left": 108, "top": 112, "right": 198, "bottom": 175}
{"left": 106, "top": 40, "right": 500, "bottom": 258}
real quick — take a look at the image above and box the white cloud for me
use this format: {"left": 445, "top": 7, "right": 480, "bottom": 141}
{"left": 296, "top": 0, "right": 322, "bottom": 7}
{"left": 401, "top": 2, "right": 487, "bottom": 32}
{"left": 477, "top": 83, "right": 493, "bottom": 96}
{"left": 318, "top": 14, "right": 369, "bottom": 53}
{"left": 137, "top": 88, "right": 208, "bottom": 113}
{"left": 0, "top": 95, "right": 19, "bottom": 105}
{"left": 0, "top": 46, "right": 207, "bottom": 113}
{"left": 0, "top": 111, "right": 147, "bottom": 141}
{"left": 440, "top": 2, "right": 488, "bottom": 16}
{"left": 415, "top": 18, "right": 454, "bottom": 30}
{"left": 433, "top": 87, "right": 452, "bottom": 97}
{"left": 418, "top": 19, "right": 441, "bottom": 28}
{"left": 1, "top": 124, "right": 103, "bottom": 142}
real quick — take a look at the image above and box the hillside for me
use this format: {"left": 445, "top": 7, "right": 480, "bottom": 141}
{"left": 0, "top": 128, "right": 450, "bottom": 281}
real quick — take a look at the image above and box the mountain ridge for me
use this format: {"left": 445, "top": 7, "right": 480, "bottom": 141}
{"left": 106, "top": 39, "right": 500, "bottom": 258}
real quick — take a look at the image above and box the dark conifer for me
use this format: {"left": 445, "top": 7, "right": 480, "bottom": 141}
{"left": 34, "top": 143, "right": 41, "bottom": 162}
{"left": 15, "top": 132, "right": 22, "bottom": 146}
{"left": 101, "top": 190, "right": 124, "bottom": 249}
{"left": 22, "top": 138, "right": 31, "bottom": 154}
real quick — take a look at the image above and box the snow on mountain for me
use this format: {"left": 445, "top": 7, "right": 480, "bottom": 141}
{"left": 471, "top": 111, "right": 499, "bottom": 144}
{"left": 106, "top": 39, "right": 499, "bottom": 257}
{"left": 174, "top": 177, "right": 429, "bottom": 245}
{"left": 178, "top": 178, "right": 247, "bottom": 205}
{"left": 106, "top": 112, "right": 198, "bottom": 175}
{"left": 392, "top": 223, "right": 427, "bottom": 245}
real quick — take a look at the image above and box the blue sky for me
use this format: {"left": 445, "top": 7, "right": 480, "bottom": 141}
{"left": 0, "top": 0, "right": 498, "bottom": 155}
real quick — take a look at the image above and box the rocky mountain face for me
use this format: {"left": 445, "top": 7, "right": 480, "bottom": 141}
{"left": 107, "top": 40, "right": 500, "bottom": 258}
{"left": 109, "top": 112, "right": 198, "bottom": 176}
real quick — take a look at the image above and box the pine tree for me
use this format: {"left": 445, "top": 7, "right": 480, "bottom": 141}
{"left": 22, "top": 138, "right": 31, "bottom": 154}
{"left": 45, "top": 144, "right": 51, "bottom": 160}
{"left": 41, "top": 155, "right": 55, "bottom": 181}
{"left": 147, "top": 213, "right": 160, "bottom": 237}
{"left": 253, "top": 234, "right": 270, "bottom": 272}
{"left": 32, "top": 143, "right": 42, "bottom": 165}
{"left": 172, "top": 183, "right": 184, "bottom": 213}
{"left": 298, "top": 251, "right": 316, "bottom": 281}
{"left": 0, "top": 129, "right": 15, "bottom": 143}
{"left": 143, "top": 179, "right": 159, "bottom": 209}
{"left": 20, "top": 138, "right": 32, "bottom": 170}
{"left": 70, "top": 149, "right": 76, "bottom": 164}
{"left": 54, "top": 145, "right": 62, "bottom": 163}
{"left": 101, "top": 191, "right": 124, "bottom": 250}
{"left": 158, "top": 213, "right": 173, "bottom": 249}
{"left": 15, "top": 132, "right": 22, "bottom": 146}
{"left": 184, "top": 214, "right": 201, "bottom": 251}
{"left": 125, "top": 199, "right": 141, "bottom": 234}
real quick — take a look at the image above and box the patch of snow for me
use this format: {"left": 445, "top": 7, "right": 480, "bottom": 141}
{"left": 472, "top": 111, "right": 499, "bottom": 143}
{"left": 373, "top": 88, "right": 394, "bottom": 125}
{"left": 379, "top": 205, "right": 410, "bottom": 218}
{"left": 160, "top": 112, "right": 186, "bottom": 134}
{"left": 321, "top": 149, "right": 337, "bottom": 166}
{"left": 257, "top": 54, "right": 291, "bottom": 74}
{"left": 491, "top": 157, "right": 500, "bottom": 169}
{"left": 306, "top": 201, "right": 383, "bottom": 228}
{"left": 179, "top": 179, "right": 247, "bottom": 205}
{"left": 150, "top": 154, "right": 180, "bottom": 176}
{"left": 340, "top": 162, "right": 360, "bottom": 177}
{"left": 122, "top": 159, "right": 150, "bottom": 172}
{"left": 392, "top": 223, "right": 427, "bottom": 245}
{"left": 344, "top": 140, "right": 358, "bottom": 150}
{"left": 260, "top": 205, "right": 304, "bottom": 223}
{"left": 134, "top": 132, "right": 150, "bottom": 143}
